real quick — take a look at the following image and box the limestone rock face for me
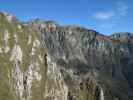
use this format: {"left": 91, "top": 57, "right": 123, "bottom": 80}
{"left": 0, "top": 12, "right": 67, "bottom": 100}
{"left": 0, "top": 12, "right": 133, "bottom": 100}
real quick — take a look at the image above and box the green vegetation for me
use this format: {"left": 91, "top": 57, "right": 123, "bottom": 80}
{"left": 0, "top": 13, "right": 48, "bottom": 100}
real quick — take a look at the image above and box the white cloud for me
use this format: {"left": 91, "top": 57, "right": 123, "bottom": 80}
{"left": 93, "top": 11, "right": 114, "bottom": 20}
{"left": 117, "top": 1, "right": 129, "bottom": 16}
{"left": 93, "top": 1, "right": 129, "bottom": 21}
{"left": 92, "top": 1, "right": 129, "bottom": 29}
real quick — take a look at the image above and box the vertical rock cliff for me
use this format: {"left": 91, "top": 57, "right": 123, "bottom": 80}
{"left": 0, "top": 12, "right": 133, "bottom": 100}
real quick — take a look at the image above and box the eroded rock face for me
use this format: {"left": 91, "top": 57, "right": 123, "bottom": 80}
{"left": 41, "top": 25, "right": 133, "bottom": 100}
{"left": 0, "top": 12, "right": 133, "bottom": 100}
{"left": 44, "top": 54, "right": 68, "bottom": 100}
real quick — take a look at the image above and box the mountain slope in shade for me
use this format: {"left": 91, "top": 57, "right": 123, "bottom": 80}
{"left": 0, "top": 12, "right": 133, "bottom": 100}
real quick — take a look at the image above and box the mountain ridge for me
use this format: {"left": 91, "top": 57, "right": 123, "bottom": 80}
{"left": 0, "top": 12, "right": 133, "bottom": 100}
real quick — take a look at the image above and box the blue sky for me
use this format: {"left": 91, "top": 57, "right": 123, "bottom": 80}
{"left": 0, "top": 0, "right": 132, "bottom": 35}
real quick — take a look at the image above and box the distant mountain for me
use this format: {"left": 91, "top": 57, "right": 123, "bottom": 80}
{"left": 0, "top": 12, "right": 133, "bottom": 100}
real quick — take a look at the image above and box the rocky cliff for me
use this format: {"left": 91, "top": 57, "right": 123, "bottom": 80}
{"left": 0, "top": 12, "right": 133, "bottom": 100}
